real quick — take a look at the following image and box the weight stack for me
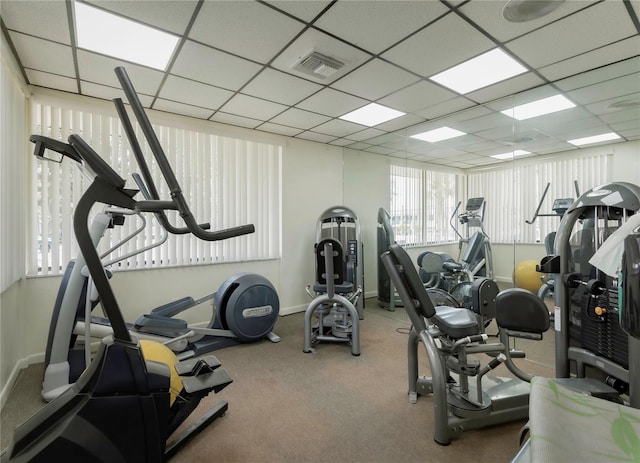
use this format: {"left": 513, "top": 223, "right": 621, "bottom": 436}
{"left": 580, "top": 285, "right": 628, "bottom": 369}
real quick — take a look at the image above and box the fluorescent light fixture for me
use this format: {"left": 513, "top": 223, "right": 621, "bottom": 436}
{"left": 501, "top": 94, "right": 575, "bottom": 120}
{"left": 411, "top": 127, "right": 466, "bottom": 143}
{"left": 74, "top": 2, "right": 179, "bottom": 70}
{"left": 568, "top": 132, "right": 621, "bottom": 146}
{"left": 491, "top": 149, "right": 531, "bottom": 160}
{"left": 339, "top": 103, "right": 405, "bottom": 127}
{"left": 429, "top": 48, "right": 527, "bottom": 94}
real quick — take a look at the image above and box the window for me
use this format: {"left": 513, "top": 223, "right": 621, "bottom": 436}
{"left": 390, "top": 164, "right": 460, "bottom": 246}
{"left": 467, "top": 153, "right": 611, "bottom": 244}
{"left": 30, "top": 98, "right": 281, "bottom": 276}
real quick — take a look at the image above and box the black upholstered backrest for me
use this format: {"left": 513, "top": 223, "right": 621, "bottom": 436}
{"left": 382, "top": 244, "right": 437, "bottom": 330}
{"left": 316, "top": 237, "right": 345, "bottom": 285}
{"left": 496, "top": 288, "right": 550, "bottom": 334}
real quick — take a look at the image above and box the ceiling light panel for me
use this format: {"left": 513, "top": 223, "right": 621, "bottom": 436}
{"left": 429, "top": 48, "right": 527, "bottom": 94}
{"left": 411, "top": 127, "right": 467, "bottom": 143}
{"left": 501, "top": 94, "right": 576, "bottom": 120}
{"left": 491, "top": 149, "right": 531, "bottom": 159}
{"left": 74, "top": 2, "right": 179, "bottom": 70}
{"left": 568, "top": 132, "right": 621, "bottom": 146}
{"left": 340, "top": 103, "right": 406, "bottom": 127}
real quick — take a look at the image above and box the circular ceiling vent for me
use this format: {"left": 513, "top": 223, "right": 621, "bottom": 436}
{"left": 502, "top": 0, "right": 565, "bottom": 23}
{"left": 605, "top": 98, "right": 640, "bottom": 112}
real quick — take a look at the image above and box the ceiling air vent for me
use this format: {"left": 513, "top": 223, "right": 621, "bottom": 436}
{"left": 293, "top": 51, "right": 344, "bottom": 79}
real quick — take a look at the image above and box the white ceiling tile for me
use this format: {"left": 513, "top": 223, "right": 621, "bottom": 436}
{"left": 77, "top": 51, "right": 165, "bottom": 96}
{"left": 505, "top": 2, "right": 637, "bottom": 69}
{"left": 171, "top": 40, "right": 261, "bottom": 92}
{"left": 568, "top": 73, "right": 640, "bottom": 105}
{"left": 554, "top": 56, "right": 640, "bottom": 92}
{"left": 242, "top": 68, "right": 323, "bottom": 105}
{"left": 153, "top": 99, "right": 213, "bottom": 120}
{"left": 466, "top": 73, "right": 545, "bottom": 104}
{"left": 210, "top": 112, "right": 262, "bottom": 129}
{"left": 363, "top": 146, "right": 397, "bottom": 155}
{"left": 265, "top": 1, "right": 333, "bottom": 22}
{"left": 271, "top": 28, "right": 371, "bottom": 84}
{"left": 414, "top": 97, "right": 476, "bottom": 120}
{"left": 375, "top": 113, "right": 426, "bottom": 133}
{"left": 599, "top": 107, "right": 640, "bottom": 125}
{"left": 539, "top": 38, "right": 640, "bottom": 84}
{"left": 296, "top": 88, "right": 367, "bottom": 117}
{"left": 328, "top": 138, "right": 356, "bottom": 147}
{"left": 345, "top": 128, "right": 386, "bottom": 142}
{"left": 584, "top": 92, "right": 640, "bottom": 116}
{"left": 331, "top": 58, "right": 419, "bottom": 100}
{"left": 610, "top": 119, "right": 640, "bottom": 132}
{"left": 295, "top": 131, "right": 336, "bottom": 143}
{"left": 86, "top": 0, "right": 198, "bottom": 35}
{"left": 314, "top": 1, "right": 449, "bottom": 54}
{"left": 459, "top": 0, "right": 594, "bottom": 42}
{"left": 2, "top": 0, "right": 71, "bottom": 44}
{"left": 312, "top": 119, "right": 366, "bottom": 138}
{"left": 159, "top": 75, "right": 234, "bottom": 110}
{"left": 346, "top": 141, "right": 373, "bottom": 150}
{"left": 26, "top": 70, "right": 77, "bottom": 93}
{"left": 269, "top": 107, "right": 331, "bottom": 130}
{"left": 10, "top": 32, "right": 75, "bottom": 78}
{"left": 381, "top": 12, "right": 494, "bottom": 78}
{"left": 190, "top": 1, "right": 305, "bottom": 64}
{"left": 452, "top": 111, "right": 514, "bottom": 134}
{"left": 80, "top": 81, "right": 153, "bottom": 107}
{"left": 378, "top": 80, "right": 457, "bottom": 114}
{"left": 258, "top": 122, "right": 303, "bottom": 137}
{"left": 220, "top": 94, "right": 288, "bottom": 121}
{"left": 618, "top": 128, "right": 640, "bottom": 140}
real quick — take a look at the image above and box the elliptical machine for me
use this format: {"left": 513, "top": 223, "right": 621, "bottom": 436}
{"left": 525, "top": 181, "right": 578, "bottom": 300}
{"left": 417, "top": 197, "right": 494, "bottom": 293}
{"left": 2, "top": 67, "right": 254, "bottom": 462}
{"left": 40, "top": 99, "right": 279, "bottom": 403}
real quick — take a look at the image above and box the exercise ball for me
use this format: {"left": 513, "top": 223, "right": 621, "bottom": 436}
{"left": 513, "top": 260, "right": 543, "bottom": 293}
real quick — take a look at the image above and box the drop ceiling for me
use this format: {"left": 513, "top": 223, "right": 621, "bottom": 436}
{"left": 1, "top": 0, "right": 639, "bottom": 168}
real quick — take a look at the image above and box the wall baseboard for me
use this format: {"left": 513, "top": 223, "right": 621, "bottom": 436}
{"left": 1, "top": 353, "right": 44, "bottom": 411}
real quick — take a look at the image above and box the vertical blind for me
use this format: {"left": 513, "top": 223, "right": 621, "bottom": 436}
{"left": 1, "top": 56, "right": 29, "bottom": 292}
{"left": 390, "top": 164, "right": 459, "bottom": 246}
{"left": 467, "top": 153, "right": 611, "bottom": 244}
{"left": 30, "top": 98, "right": 281, "bottom": 276}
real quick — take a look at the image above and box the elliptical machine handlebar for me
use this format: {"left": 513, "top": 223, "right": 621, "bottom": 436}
{"left": 114, "top": 66, "right": 255, "bottom": 242}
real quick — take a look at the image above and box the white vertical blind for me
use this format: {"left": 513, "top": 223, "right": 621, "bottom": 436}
{"left": 390, "top": 164, "right": 460, "bottom": 246}
{"left": 467, "top": 153, "right": 611, "bottom": 243}
{"left": 29, "top": 97, "right": 282, "bottom": 276}
{"left": 1, "top": 57, "right": 29, "bottom": 292}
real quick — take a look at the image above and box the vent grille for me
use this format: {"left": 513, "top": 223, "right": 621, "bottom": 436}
{"left": 293, "top": 51, "right": 344, "bottom": 79}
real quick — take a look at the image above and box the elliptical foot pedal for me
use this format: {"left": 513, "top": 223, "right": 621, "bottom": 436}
{"left": 181, "top": 369, "right": 233, "bottom": 395}
{"left": 175, "top": 355, "right": 222, "bottom": 376}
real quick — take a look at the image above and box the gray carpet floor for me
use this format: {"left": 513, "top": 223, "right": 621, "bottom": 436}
{"left": 1, "top": 299, "right": 555, "bottom": 462}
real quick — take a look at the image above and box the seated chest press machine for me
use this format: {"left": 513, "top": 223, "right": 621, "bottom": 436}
{"left": 381, "top": 243, "right": 550, "bottom": 445}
